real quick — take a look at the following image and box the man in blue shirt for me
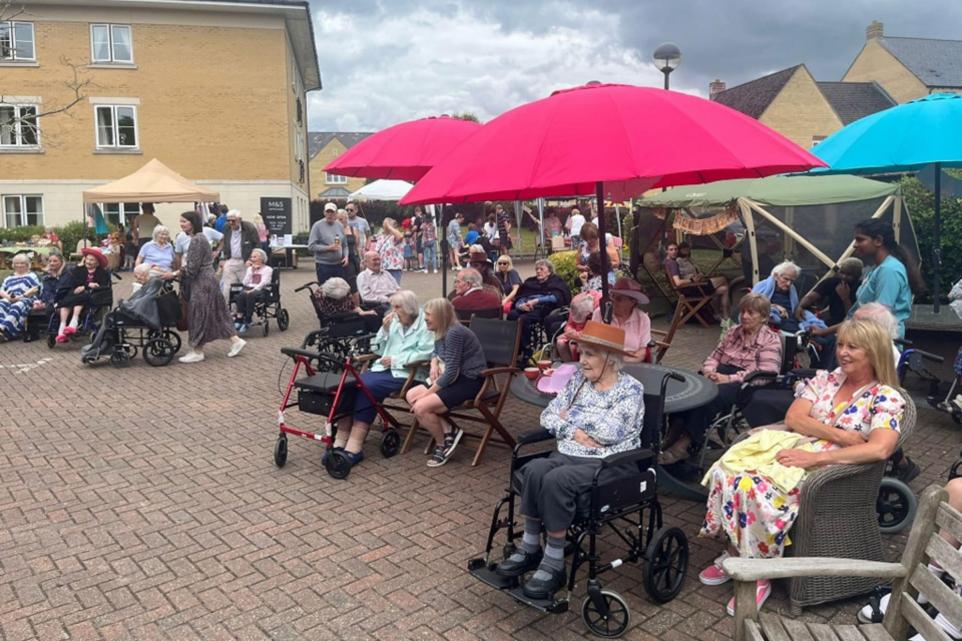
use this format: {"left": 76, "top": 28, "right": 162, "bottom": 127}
{"left": 213, "top": 204, "right": 229, "bottom": 233}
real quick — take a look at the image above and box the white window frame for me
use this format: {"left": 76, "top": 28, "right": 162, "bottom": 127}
{"left": 90, "top": 24, "right": 133, "bottom": 64}
{"left": 100, "top": 202, "right": 139, "bottom": 227}
{"left": 94, "top": 104, "right": 139, "bottom": 150}
{"left": 3, "top": 194, "right": 44, "bottom": 227}
{"left": 325, "top": 172, "right": 347, "bottom": 185}
{"left": 0, "top": 103, "right": 40, "bottom": 148}
{"left": 0, "top": 21, "right": 36, "bottom": 61}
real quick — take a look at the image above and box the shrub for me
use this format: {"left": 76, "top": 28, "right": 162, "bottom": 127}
{"left": 547, "top": 250, "right": 580, "bottom": 294}
{"left": 0, "top": 225, "right": 44, "bottom": 243}
{"left": 901, "top": 175, "right": 962, "bottom": 303}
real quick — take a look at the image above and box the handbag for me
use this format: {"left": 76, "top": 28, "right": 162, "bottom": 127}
{"left": 177, "top": 297, "right": 189, "bottom": 332}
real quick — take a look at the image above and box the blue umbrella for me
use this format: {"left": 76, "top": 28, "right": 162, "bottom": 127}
{"left": 813, "top": 93, "right": 962, "bottom": 312}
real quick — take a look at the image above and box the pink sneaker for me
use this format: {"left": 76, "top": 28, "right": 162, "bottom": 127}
{"left": 55, "top": 333, "right": 69, "bottom": 344}
{"left": 63, "top": 326, "right": 78, "bottom": 336}
{"left": 727, "top": 580, "right": 771, "bottom": 616}
{"left": 699, "top": 552, "right": 731, "bottom": 585}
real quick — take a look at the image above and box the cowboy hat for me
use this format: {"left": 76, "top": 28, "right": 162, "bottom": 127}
{"left": 610, "top": 277, "right": 649, "bottom": 305}
{"left": 81, "top": 247, "right": 108, "bottom": 269}
{"left": 576, "top": 320, "right": 630, "bottom": 355}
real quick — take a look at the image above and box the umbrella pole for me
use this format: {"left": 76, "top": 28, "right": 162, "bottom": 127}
{"left": 933, "top": 163, "right": 942, "bottom": 314}
{"left": 596, "top": 181, "right": 611, "bottom": 322}
{"left": 439, "top": 203, "right": 448, "bottom": 297}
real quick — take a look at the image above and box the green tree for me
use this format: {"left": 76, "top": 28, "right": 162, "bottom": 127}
{"left": 900, "top": 175, "right": 962, "bottom": 302}
{"left": 452, "top": 112, "right": 481, "bottom": 123}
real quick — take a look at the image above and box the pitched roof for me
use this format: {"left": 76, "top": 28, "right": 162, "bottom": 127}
{"left": 308, "top": 132, "right": 374, "bottom": 159}
{"left": 816, "top": 81, "right": 896, "bottom": 124}
{"left": 877, "top": 36, "right": 962, "bottom": 88}
{"left": 711, "top": 65, "right": 804, "bottom": 118}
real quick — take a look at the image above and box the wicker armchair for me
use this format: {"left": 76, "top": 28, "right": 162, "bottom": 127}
{"left": 785, "top": 390, "right": 917, "bottom": 613}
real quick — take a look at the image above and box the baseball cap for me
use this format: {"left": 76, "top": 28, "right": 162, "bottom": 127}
{"left": 324, "top": 202, "right": 337, "bottom": 212}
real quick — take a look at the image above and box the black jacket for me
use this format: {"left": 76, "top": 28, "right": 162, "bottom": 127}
{"left": 515, "top": 273, "right": 572, "bottom": 307}
{"left": 222, "top": 221, "right": 260, "bottom": 261}
{"left": 63, "top": 265, "right": 112, "bottom": 305}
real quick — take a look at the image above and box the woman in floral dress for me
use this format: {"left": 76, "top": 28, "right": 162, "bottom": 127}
{"left": 699, "top": 319, "right": 905, "bottom": 616}
{"left": 375, "top": 217, "right": 405, "bottom": 285}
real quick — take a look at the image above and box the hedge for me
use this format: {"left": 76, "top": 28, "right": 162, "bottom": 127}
{"left": 901, "top": 175, "right": 962, "bottom": 303}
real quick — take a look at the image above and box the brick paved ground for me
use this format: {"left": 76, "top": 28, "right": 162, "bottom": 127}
{"left": 1, "top": 261, "right": 959, "bottom": 641}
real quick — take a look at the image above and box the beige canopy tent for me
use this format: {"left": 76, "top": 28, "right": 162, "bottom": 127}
{"left": 82, "top": 158, "right": 219, "bottom": 203}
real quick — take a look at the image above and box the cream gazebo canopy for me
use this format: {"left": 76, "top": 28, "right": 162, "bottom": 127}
{"left": 82, "top": 158, "right": 219, "bottom": 204}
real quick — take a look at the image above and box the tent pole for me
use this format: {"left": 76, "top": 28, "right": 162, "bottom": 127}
{"left": 746, "top": 200, "right": 836, "bottom": 270}
{"left": 934, "top": 163, "right": 942, "bottom": 314}
{"left": 596, "top": 182, "right": 611, "bottom": 322}
{"left": 739, "top": 200, "right": 760, "bottom": 286}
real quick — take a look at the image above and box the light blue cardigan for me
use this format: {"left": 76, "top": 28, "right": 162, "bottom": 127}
{"left": 369, "top": 310, "right": 435, "bottom": 379}
{"left": 752, "top": 276, "right": 827, "bottom": 331}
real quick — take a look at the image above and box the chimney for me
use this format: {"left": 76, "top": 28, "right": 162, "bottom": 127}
{"left": 709, "top": 79, "right": 726, "bottom": 99}
{"left": 866, "top": 20, "right": 884, "bottom": 40}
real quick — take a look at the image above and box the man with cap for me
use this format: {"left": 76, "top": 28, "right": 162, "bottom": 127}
{"left": 493, "top": 320, "right": 645, "bottom": 599}
{"left": 220, "top": 209, "right": 260, "bottom": 301}
{"left": 466, "top": 244, "right": 502, "bottom": 291}
{"left": 308, "top": 202, "right": 348, "bottom": 286}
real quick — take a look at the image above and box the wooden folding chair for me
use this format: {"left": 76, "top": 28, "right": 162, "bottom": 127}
{"left": 400, "top": 316, "right": 522, "bottom": 466}
{"left": 664, "top": 263, "right": 714, "bottom": 329}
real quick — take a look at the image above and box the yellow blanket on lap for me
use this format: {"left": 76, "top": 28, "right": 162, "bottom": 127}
{"left": 701, "top": 429, "right": 816, "bottom": 493}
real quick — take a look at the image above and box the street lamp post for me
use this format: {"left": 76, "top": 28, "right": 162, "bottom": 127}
{"left": 652, "top": 42, "right": 682, "bottom": 90}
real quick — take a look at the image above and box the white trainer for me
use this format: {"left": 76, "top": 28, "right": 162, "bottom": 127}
{"left": 178, "top": 350, "right": 205, "bottom": 364}
{"left": 227, "top": 339, "right": 246, "bottom": 358}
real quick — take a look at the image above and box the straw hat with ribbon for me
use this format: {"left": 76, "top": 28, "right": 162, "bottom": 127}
{"left": 576, "top": 320, "right": 630, "bottom": 356}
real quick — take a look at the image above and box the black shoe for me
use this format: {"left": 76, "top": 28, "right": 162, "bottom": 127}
{"left": 522, "top": 566, "right": 566, "bottom": 600}
{"left": 495, "top": 549, "right": 542, "bottom": 577}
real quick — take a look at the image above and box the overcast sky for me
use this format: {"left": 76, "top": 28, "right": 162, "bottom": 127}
{"left": 306, "top": 0, "right": 962, "bottom": 132}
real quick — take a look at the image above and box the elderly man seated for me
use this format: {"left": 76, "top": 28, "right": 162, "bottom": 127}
{"left": 328, "top": 290, "right": 434, "bottom": 470}
{"left": 752, "top": 261, "right": 826, "bottom": 333}
{"left": 660, "top": 293, "right": 782, "bottom": 465}
{"left": 493, "top": 321, "right": 645, "bottom": 599}
{"left": 450, "top": 267, "right": 502, "bottom": 318}
{"left": 357, "top": 250, "right": 400, "bottom": 316}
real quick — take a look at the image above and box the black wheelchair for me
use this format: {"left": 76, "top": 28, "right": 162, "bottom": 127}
{"left": 468, "top": 372, "right": 689, "bottom": 638}
{"left": 229, "top": 269, "right": 290, "bottom": 337}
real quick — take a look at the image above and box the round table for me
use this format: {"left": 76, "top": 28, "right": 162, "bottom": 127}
{"left": 510, "top": 362, "right": 718, "bottom": 502}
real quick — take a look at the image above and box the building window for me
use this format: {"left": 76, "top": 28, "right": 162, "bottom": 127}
{"left": 101, "top": 202, "right": 139, "bottom": 226}
{"left": 0, "top": 21, "right": 35, "bottom": 61}
{"left": 0, "top": 104, "right": 39, "bottom": 147}
{"left": 90, "top": 24, "right": 133, "bottom": 63}
{"left": 325, "top": 172, "right": 347, "bottom": 185}
{"left": 3, "top": 194, "right": 43, "bottom": 227}
{"left": 95, "top": 105, "right": 138, "bottom": 148}
{"left": 296, "top": 98, "right": 303, "bottom": 125}
{"left": 299, "top": 159, "right": 305, "bottom": 183}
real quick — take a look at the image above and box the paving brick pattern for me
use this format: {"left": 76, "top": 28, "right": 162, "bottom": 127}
{"left": 1, "top": 262, "right": 959, "bottom": 640}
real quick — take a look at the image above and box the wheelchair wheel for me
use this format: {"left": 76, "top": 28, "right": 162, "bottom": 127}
{"left": 380, "top": 429, "right": 401, "bottom": 458}
{"left": 110, "top": 347, "right": 132, "bottom": 368}
{"left": 581, "top": 590, "right": 630, "bottom": 638}
{"left": 163, "top": 329, "right": 182, "bottom": 354}
{"left": 47, "top": 333, "right": 56, "bottom": 348}
{"left": 143, "top": 337, "right": 175, "bottom": 367}
{"left": 877, "top": 477, "right": 917, "bottom": 534}
{"left": 277, "top": 308, "right": 290, "bottom": 331}
{"left": 325, "top": 450, "right": 352, "bottom": 480}
{"left": 643, "top": 527, "right": 688, "bottom": 603}
{"left": 273, "top": 435, "right": 287, "bottom": 468}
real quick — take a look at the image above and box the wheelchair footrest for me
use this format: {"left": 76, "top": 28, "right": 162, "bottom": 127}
{"left": 467, "top": 560, "right": 568, "bottom": 614}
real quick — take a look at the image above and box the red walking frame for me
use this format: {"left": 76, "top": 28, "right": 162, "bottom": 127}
{"left": 273, "top": 347, "right": 402, "bottom": 479}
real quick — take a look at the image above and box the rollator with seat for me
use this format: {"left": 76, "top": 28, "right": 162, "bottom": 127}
{"left": 468, "top": 371, "right": 689, "bottom": 638}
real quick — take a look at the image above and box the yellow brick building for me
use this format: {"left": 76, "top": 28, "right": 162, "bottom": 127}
{"left": 307, "top": 132, "right": 372, "bottom": 200}
{"left": 0, "top": 0, "right": 320, "bottom": 232}
{"left": 711, "top": 21, "right": 961, "bottom": 149}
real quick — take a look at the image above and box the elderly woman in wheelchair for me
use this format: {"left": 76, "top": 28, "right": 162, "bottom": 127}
{"left": 661, "top": 293, "right": 783, "bottom": 465}
{"left": 698, "top": 319, "right": 906, "bottom": 617}
{"left": 493, "top": 321, "right": 646, "bottom": 598}
{"left": 326, "top": 290, "right": 433, "bottom": 470}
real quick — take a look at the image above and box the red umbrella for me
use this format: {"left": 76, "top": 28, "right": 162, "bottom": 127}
{"left": 401, "top": 83, "right": 826, "bottom": 310}
{"left": 324, "top": 115, "right": 482, "bottom": 182}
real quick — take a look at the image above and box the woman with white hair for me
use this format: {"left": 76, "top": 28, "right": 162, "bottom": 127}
{"left": 752, "top": 261, "right": 825, "bottom": 333}
{"left": 328, "top": 290, "right": 434, "bottom": 470}
{"left": 0, "top": 253, "right": 42, "bottom": 340}
{"left": 135, "top": 225, "right": 175, "bottom": 277}
{"left": 232, "top": 248, "right": 274, "bottom": 334}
